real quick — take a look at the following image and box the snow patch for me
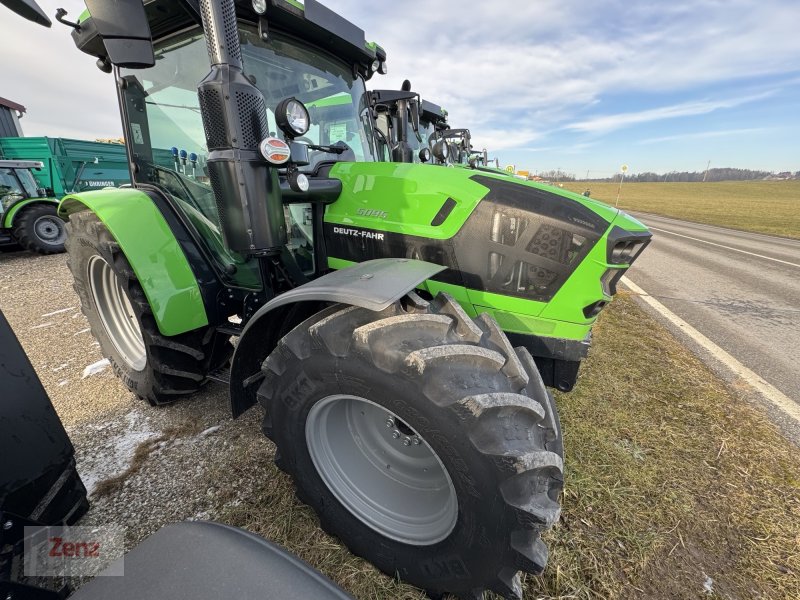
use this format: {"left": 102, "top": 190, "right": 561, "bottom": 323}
{"left": 76, "top": 409, "right": 157, "bottom": 495}
{"left": 199, "top": 426, "right": 221, "bottom": 437}
{"left": 703, "top": 574, "right": 714, "bottom": 594}
{"left": 41, "top": 307, "right": 76, "bottom": 318}
{"left": 58, "top": 379, "right": 69, "bottom": 386}
{"left": 82, "top": 359, "right": 110, "bottom": 378}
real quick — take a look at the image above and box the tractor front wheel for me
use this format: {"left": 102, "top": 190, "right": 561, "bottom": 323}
{"left": 258, "top": 293, "right": 564, "bottom": 599}
{"left": 65, "top": 211, "right": 232, "bottom": 405}
{"left": 13, "top": 203, "right": 66, "bottom": 254}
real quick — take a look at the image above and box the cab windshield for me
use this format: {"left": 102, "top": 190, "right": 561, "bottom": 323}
{"left": 120, "top": 24, "right": 377, "bottom": 285}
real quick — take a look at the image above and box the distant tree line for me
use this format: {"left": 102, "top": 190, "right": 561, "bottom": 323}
{"left": 584, "top": 168, "right": 798, "bottom": 183}
{"left": 538, "top": 169, "right": 576, "bottom": 182}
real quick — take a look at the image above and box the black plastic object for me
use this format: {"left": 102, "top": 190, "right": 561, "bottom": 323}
{"left": 72, "top": 521, "right": 354, "bottom": 599}
{"left": 0, "top": 310, "right": 88, "bottom": 526}
{"left": 80, "top": 0, "right": 155, "bottom": 68}
{"left": 0, "top": 0, "right": 51, "bottom": 26}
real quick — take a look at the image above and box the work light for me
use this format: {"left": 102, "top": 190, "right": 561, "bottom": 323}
{"left": 275, "top": 98, "right": 310, "bottom": 138}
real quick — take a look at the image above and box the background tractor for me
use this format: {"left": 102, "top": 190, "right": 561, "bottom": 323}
{"left": 3, "top": 0, "right": 650, "bottom": 598}
{"left": 0, "top": 159, "right": 65, "bottom": 253}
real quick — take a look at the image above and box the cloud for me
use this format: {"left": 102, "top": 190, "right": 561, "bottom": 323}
{"left": 2, "top": 0, "right": 798, "bottom": 161}
{"left": 637, "top": 127, "right": 772, "bottom": 145}
{"left": 565, "top": 91, "right": 775, "bottom": 134}
{"left": 322, "top": 0, "right": 800, "bottom": 153}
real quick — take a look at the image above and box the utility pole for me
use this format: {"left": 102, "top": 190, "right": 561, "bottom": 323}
{"left": 702, "top": 160, "right": 711, "bottom": 182}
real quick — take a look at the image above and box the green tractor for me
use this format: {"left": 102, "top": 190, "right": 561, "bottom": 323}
{"left": 368, "top": 86, "right": 491, "bottom": 170}
{"left": 370, "top": 83, "right": 454, "bottom": 165}
{"left": 0, "top": 159, "right": 66, "bottom": 254}
{"left": 6, "top": 0, "right": 651, "bottom": 597}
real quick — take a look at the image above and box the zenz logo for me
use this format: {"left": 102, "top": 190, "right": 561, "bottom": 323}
{"left": 48, "top": 536, "right": 101, "bottom": 558}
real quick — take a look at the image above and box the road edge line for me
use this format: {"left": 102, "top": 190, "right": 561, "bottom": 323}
{"left": 647, "top": 227, "right": 800, "bottom": 268}
{"left": 621, "top": 276, "right": 800, "bottom": 424}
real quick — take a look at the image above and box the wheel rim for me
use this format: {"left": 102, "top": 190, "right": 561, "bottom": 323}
{"left": 306, "top": 394, "right": 458, "bottom": 545}
{"left": 87, "top": 255, "right": 146, "bottom": 371}
{"left": 33, "top": 215, "right": 66, "bottom": 246}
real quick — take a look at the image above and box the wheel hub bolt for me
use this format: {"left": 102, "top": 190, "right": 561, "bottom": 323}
{"left": 385, "top": 418, "right": 395, "bottom": 428}
{"left": 392, "top": 430, "right": 401, "bottom": 439}
{"left": 412, "top": 436, "right": 421, "bottom": 445}
{"left": 402, "top": 437, "right": 412, "bottom": 446}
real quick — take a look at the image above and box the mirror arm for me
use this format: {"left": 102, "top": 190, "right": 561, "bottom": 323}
{"left": 55, "top": 8, "right": 80, "bottom": 31}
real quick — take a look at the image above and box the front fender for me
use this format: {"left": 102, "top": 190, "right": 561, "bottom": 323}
{"left": 2, "top": 198, "right": 59, "bottom": 229}
{"left": 59, "top": 189, "right": 208, "bottom": 336}
{"left": 230, "top": 258, "right": 446, "bottom": 417}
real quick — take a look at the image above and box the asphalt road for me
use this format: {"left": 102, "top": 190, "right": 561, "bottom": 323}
{"left": 624, "top": 213, "right": 800, "bottom": 426}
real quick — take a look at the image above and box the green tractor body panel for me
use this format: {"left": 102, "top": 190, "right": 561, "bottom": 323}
{"left": 1, "top": 197, "right": 58, "bottom": 229}
{"left": 58, "top": 189, "right": 208, "bottom": 336}
{"left": 325, "top": 163, "right": 650, "bottom": 345}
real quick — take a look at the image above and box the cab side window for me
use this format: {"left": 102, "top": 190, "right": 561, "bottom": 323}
{"left": 0, "top": 168, "right": 25, "bottom": 206}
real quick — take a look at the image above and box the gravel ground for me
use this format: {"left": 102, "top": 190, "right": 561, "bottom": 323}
{"left": 0, "top": 249, "right": 274, "bottom": 553}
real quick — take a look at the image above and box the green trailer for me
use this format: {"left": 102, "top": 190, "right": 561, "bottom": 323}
{"left": 0, "top": 137, "right": 133, "bottom": 254}
{"left": 0, "top": 136, "right": 131, "bottom": 197}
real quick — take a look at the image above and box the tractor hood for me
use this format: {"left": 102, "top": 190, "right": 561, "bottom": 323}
{"left": 323, "top": 162, "right": 651, "bottom": 328}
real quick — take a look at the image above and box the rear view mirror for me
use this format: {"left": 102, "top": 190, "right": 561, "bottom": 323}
{"left": 0, "top": 0, "right": 51, "bottom": 26}
{"left": 59, "top": 0, "right": 154, "bottom": 70}
{"left": 83, "top": 0, "right": 154, "bottom": 68}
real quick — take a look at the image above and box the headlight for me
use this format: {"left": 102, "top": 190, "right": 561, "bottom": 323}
{"left": 275, "top": 97, "right": 310, "bottom": 139}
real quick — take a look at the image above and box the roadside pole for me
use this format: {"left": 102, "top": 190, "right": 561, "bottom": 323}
{"left": 615, "top": 164, "right": 628, "bottom": 207}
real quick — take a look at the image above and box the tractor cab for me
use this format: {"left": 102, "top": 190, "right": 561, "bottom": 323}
{"left": 430, "top": 128, "right": 475, "bottom": 166}
{"left": 0, "top": 160, "right": 46, "bottom": 209}
{"left": 368, "top": 86, "right": 452, "bottom": 165}
{"left": 63, "top": 0, "right": 387, "bottom": 283}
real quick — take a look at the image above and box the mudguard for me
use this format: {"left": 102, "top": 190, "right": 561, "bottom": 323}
{"left": 230, "top": 258, "right": 446, "bottom": 417}
{"left": 1, "top": 197, "right": 58, "bottom": 229}
{"left": 59, "top": 189, "right": 208, "bottom": 336}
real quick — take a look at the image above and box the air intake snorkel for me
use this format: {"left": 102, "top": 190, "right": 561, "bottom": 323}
{"left": 196, "top": 0, "right": 286, "bottom": 256}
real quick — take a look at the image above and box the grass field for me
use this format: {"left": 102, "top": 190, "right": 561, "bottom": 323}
{"left": 217, "top": 294, "right": 800, "bottom": 599}
{"left": 561, "top": 180, "right": 800, "bottom": 239}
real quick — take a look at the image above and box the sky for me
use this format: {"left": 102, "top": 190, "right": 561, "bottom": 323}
{"left": 1, "top": 0, "right": 799, "bottom": 178}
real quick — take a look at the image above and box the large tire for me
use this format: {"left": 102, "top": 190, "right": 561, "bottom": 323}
{"left": 13, "top": 203, "right": 66, "bottom": 254}
{"left": 258, "top": 292, "right": 564, "bottom": 599}
{"left": 65, "top": 211, "right": 232, "bottom": 406}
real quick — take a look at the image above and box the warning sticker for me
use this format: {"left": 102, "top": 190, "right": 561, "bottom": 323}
{"left": 328, "top": 122, "right": 347, "bottom": 144}
{"left": 131, "top": 123, "right": 144, "bottom": 145}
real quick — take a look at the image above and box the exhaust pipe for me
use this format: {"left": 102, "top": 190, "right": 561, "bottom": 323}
{"left": 197, "top": 0, "right": 286, "bottom": 256}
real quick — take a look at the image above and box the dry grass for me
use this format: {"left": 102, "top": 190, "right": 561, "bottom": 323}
{"left": 207, "top": 294, "right": 800, "bottom": 599}
{"left": 561, "top": 180, "right": 800, "bottom": 239}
